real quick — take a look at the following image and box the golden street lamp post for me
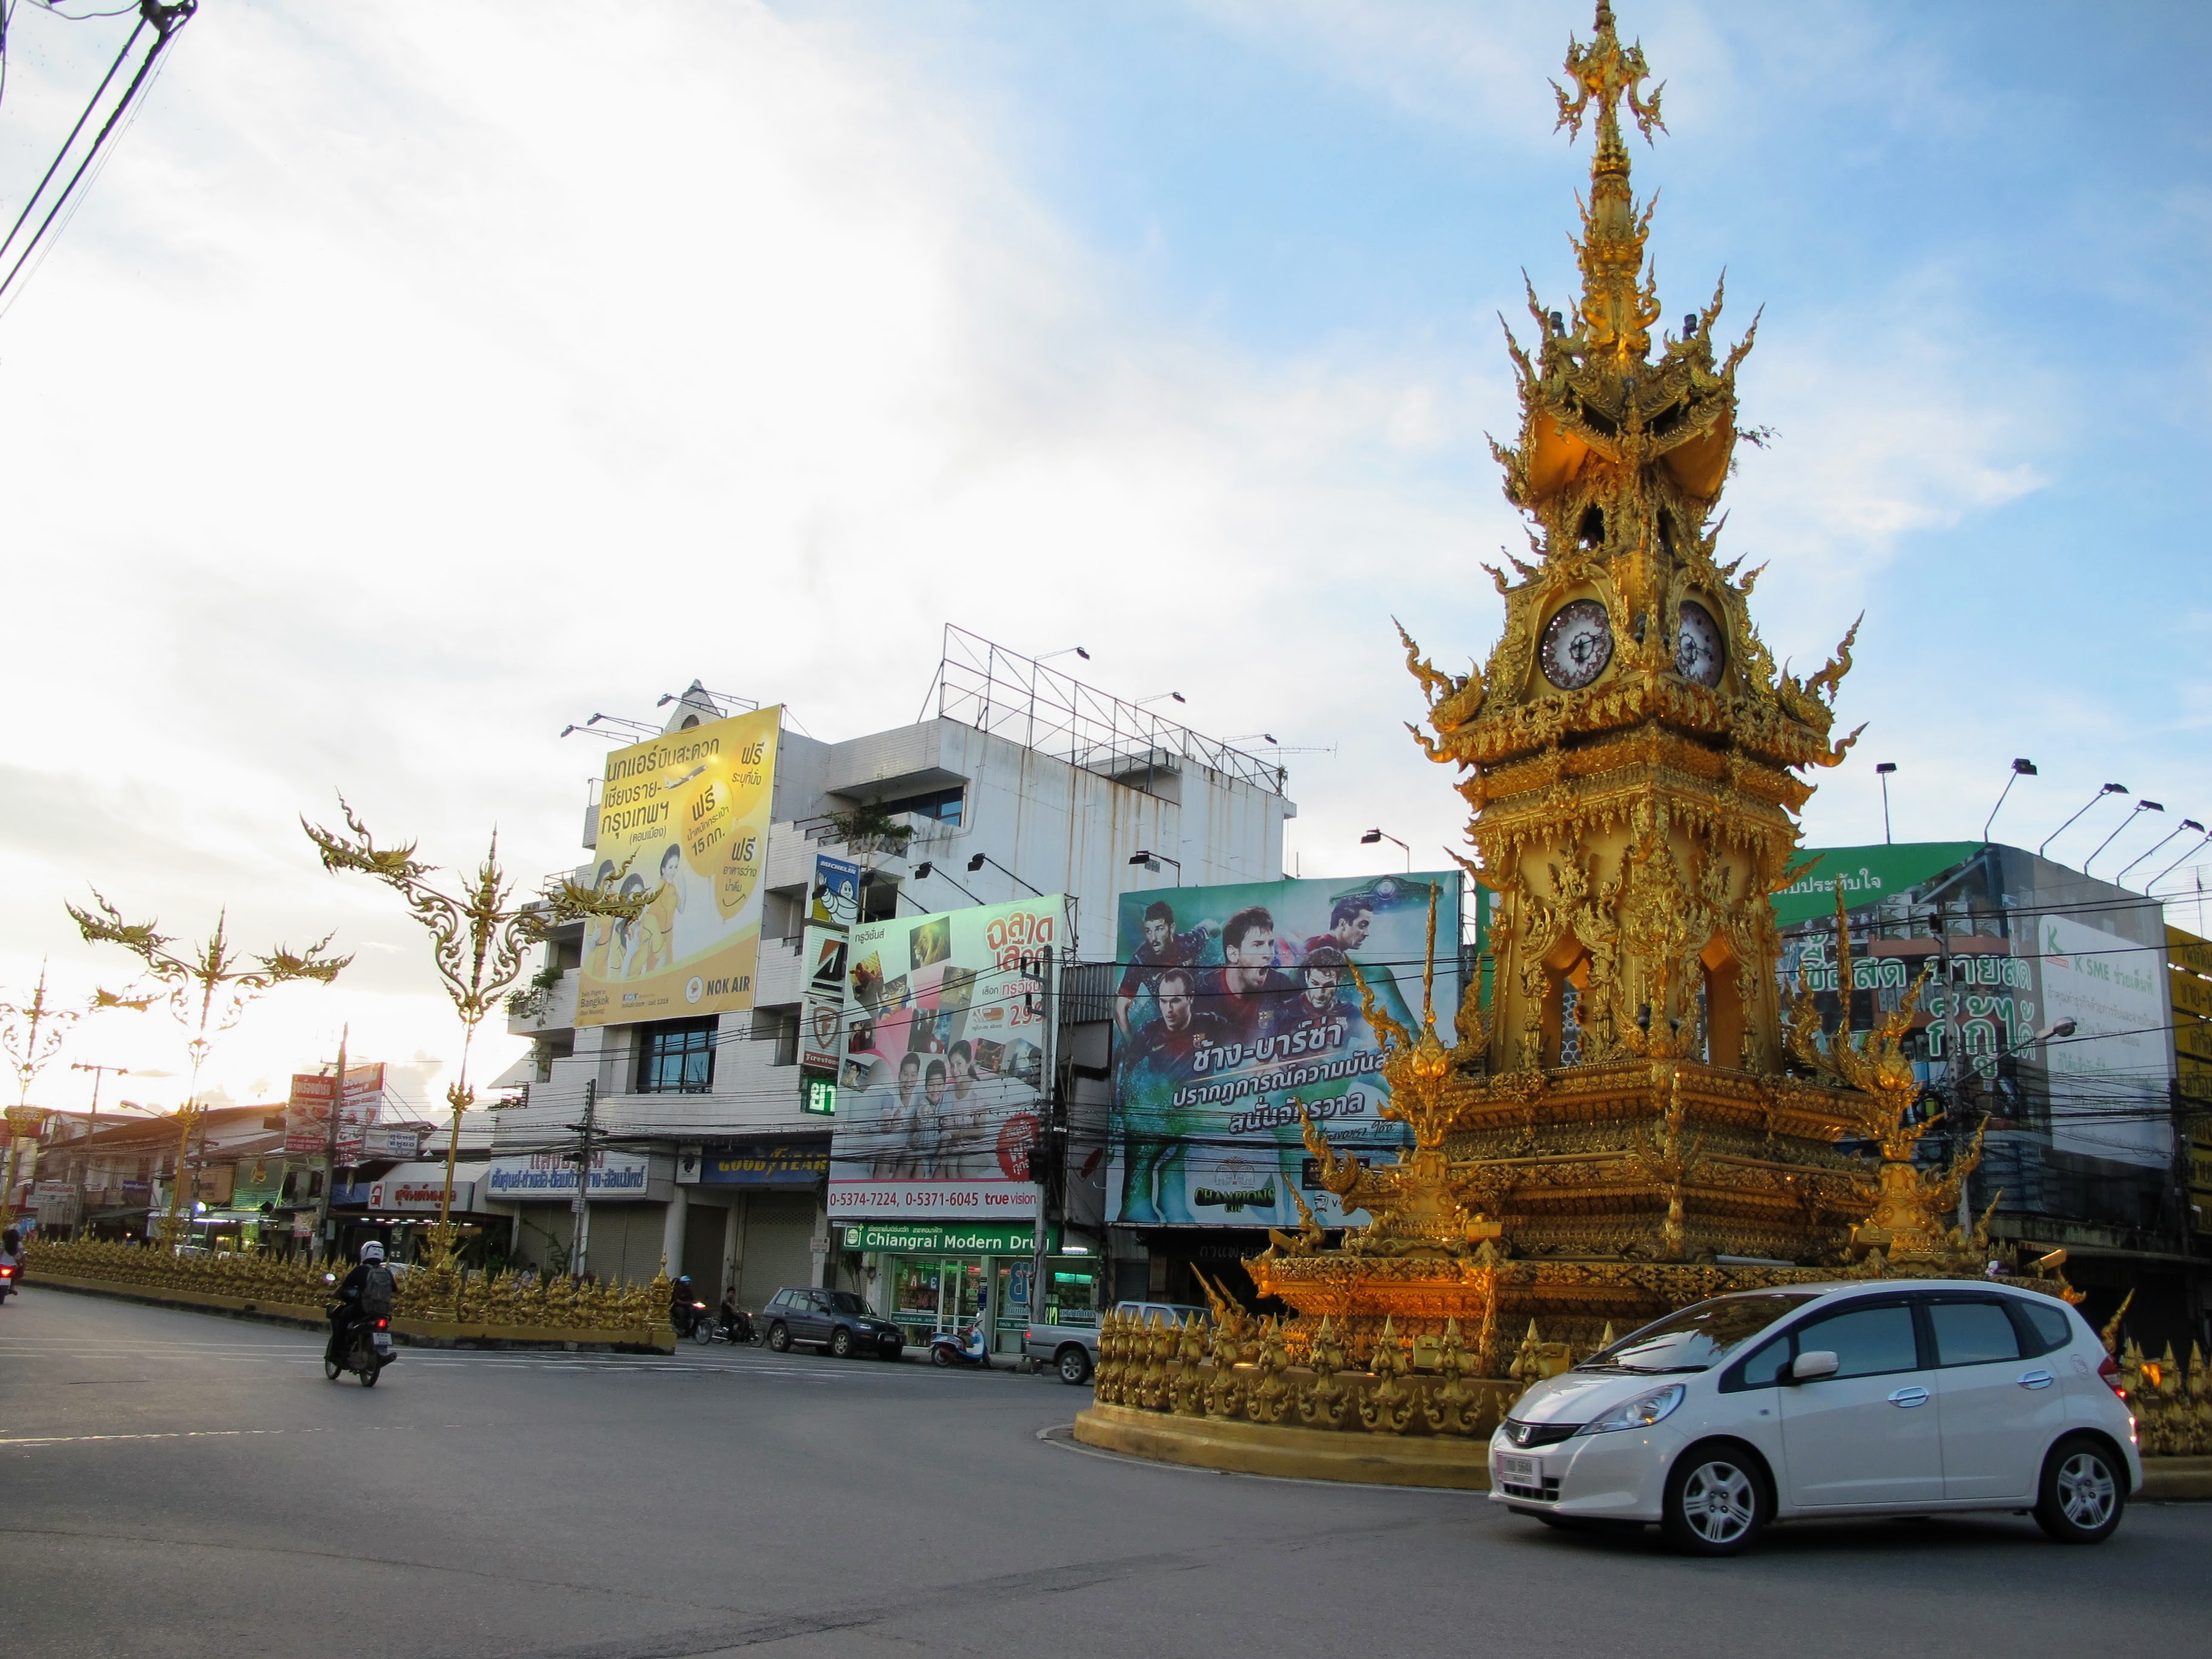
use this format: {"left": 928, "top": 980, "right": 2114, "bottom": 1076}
{"left": 0, "top": 967, "right": 150, "bottom": 1228}
{"left": 303, "top": 799, "right": 651, "bottom": 1268}
{"left": 68, "top": 896, "right": 349, "bottom": 1247}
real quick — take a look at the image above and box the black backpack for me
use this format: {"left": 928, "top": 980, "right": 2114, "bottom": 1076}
{"left": 360, "top": 1263, "right": 395, "bottom": 1318}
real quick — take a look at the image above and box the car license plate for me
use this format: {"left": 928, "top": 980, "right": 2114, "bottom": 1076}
{"left": 1499, "top": 1454, "right": 1535, "bottom": 1483}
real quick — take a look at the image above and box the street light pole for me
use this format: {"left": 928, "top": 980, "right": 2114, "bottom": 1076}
{"left": 1360, "top": 829, "right": 1411, "bottom": 873}
{"left": 1875, "top": 763, "right": 1897, "bottom": 845}
{"left": 1128, "top": 851, "right": 1182, "bottom": 886}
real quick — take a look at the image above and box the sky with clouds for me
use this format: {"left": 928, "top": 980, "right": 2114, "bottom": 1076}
{"left": 1, "top": 0, "right": 2205, "bottom": 1117}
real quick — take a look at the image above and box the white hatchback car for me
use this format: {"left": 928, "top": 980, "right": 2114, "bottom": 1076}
{"left": 1490, "top": 1281, "right": 2139, "bottom": 1554}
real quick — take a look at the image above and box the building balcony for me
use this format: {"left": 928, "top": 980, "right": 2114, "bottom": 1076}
{"left": 507, "top": 970, "right": 578, "bottom": 1037}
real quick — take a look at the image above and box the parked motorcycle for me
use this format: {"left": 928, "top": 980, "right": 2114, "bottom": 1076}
{"left": 325, "top": 1313, "right": 393, "bottom": 1387}
{"left": 927, "top": 1323, "right": 993, "bottom": 1369}
{"left": 693, "top": 1306, "right": 755, "bottom": 1346}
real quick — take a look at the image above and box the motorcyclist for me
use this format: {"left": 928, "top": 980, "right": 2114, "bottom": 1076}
{"left": 669, "top": 1274, "right": 699, "bottom": 1336}
{"left": 326, "top": 1241, "right": 391, "bottom": 1366}
{"left": 717, "top": 1290, "right": 748, "bottom": 1342}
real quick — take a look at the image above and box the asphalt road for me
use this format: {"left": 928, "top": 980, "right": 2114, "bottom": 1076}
{"left": 2, "top": 1287, "right": 2208, "bottom": 1659}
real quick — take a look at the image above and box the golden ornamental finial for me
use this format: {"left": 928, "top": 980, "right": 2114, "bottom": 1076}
{"left": 1552, "top": 2, "right": 1666, "bottom": 361}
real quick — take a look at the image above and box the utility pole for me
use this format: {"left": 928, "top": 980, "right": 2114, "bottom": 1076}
{"left": 66, "top": 1062, "right": 129, "bottom": 1241}
{"left": 570, "top": 1078, "right": 597, "bottom": 1280}
{"left": 312, "top": 1025, "right": 349, "bottom": 1258}
{"left": 1030, "top": 945, "right": 1061, "bottom": 1336}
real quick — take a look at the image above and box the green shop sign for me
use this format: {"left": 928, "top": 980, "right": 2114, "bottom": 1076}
{"left": 1771, "top": 842, "right": 1983, "bottom": 927}
{"left": 840, "top": 1222, "right": 1034, "bottom": 1255}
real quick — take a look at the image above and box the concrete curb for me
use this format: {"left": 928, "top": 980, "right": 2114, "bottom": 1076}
{"left": 1074, "top": 1402, "right": 2212, "bottom": 1501}
{"left": 1073, "top": 1402, "right": 1493, "bottom": 1490}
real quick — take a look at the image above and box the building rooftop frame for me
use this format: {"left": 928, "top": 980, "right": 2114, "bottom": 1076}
{"left": 919, "top": 625, "right": 1286, "bottom": 797}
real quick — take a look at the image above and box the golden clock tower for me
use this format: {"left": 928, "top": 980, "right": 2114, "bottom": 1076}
{"left": 1406, "top": 0, "right": 1860, "bottom": 1082}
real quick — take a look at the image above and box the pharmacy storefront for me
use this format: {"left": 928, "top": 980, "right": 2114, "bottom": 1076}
{"left": 842, "top": 1221, "right": 1039, "bottom": 1355}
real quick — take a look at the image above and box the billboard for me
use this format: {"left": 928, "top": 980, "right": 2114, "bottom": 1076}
{"left": 800, "top": 925, "right": 850, "bottom": 1073}
{"left": 826, "top": 896, "right": 1065, "bottom": 1222}
{"left": 2038, "top": 912, "right": 2173, "bottom": 1167}
{"left": 809, "top": 854, "right": 862, "bottom": 929}
{"left": 577, "top": 707, "right": 780, "bottom": 1028}
{"left": 283, "top": 1064, "right": 386, "bottom": 1160}
{"left": 1107, "top": 873, "right": 1461, "bottom": 1229}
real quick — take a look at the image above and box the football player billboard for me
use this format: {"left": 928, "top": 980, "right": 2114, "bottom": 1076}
{"left": 1108, "top": 874, "right": 1461, "bottom": 1228}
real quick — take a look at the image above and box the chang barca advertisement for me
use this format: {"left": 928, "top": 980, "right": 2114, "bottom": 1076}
{"left": 1108, "top": 873, "right": 1461, "bottom": 1228}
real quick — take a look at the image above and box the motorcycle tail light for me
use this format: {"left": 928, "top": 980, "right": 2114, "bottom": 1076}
{"left": 2099, "top": 1354, "right": 2126, "bottom": 1398}
{"left": 375, "top": 1318, "right": 389, "bottom": 1329}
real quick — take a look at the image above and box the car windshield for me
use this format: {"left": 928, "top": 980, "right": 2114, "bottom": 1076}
{"left": 1581, "top": 1293, "right": 1821, "bottom": 1374}
{"left": 824, "top": 1292, "right": 869, "bottom": 1316}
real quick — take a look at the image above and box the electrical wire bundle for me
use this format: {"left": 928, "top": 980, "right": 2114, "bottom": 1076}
{"left": 0, "top": 0, "right": 195, "bottom": 313}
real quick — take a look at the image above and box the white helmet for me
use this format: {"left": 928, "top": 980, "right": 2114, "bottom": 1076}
{"left": 360, "top": 1241, "right": 385, "bottom": 1263}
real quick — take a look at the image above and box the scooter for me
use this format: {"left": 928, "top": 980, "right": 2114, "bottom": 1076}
{"left": 927, "top": 1322, "right": 993, "bottom": 1369}
{"left": 0, "top": 1261, "right": 17, "bottom": 1302}
{"left": 325, "top": 1312, "right": 394, "bottom": 1387}
{"left": 321, "top": 1270, "right": 393, "bottom": 1387}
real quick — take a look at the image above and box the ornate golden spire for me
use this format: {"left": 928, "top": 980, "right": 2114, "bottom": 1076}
{"left": 1552, "top": 1, "right": 1666, "bottom": 362}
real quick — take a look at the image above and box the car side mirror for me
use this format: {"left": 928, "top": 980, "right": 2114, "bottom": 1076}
{"left": 1790, "top": 1349, "right": 1839, "bottom": 1382}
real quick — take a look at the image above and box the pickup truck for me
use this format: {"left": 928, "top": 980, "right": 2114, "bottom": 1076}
{"left": 1024, "top": 1300, "right": 1211, "bottom": 1386}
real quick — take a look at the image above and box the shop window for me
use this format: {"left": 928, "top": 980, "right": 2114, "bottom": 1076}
{"left": 637, "top": 1017, "right": 717, "bottom": 1094}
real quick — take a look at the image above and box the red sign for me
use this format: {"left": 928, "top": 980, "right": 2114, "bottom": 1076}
{"left": 283, "top": 1064, "right": 386, "bottom": 1159}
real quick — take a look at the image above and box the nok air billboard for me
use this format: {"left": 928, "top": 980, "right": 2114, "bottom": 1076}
{"left": 1108, "top": 873, "right": 1461, "bottom": 1230}
{"left": 577, "top": 707, "right": 780, "bottom": 1028}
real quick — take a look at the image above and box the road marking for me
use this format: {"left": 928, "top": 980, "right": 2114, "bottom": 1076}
{"left": 0, "top": 1428, "right": 335, "bottom": 1447}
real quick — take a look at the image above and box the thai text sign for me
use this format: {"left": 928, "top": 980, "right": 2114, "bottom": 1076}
{"left": 283, "top": 1064, "right": 386, "bottom": 1159}
{"left": 484, "top": 1150, "right": 652, "bottom": 1201}
{"left": 577, "top": 707, "right": 780, "bottom": 1027}
{"left": 839, "top": 1221, "right": 1034, "bottom": 1254}
{"left": 1107, "top": 874, "right": 1460, "bottom": 1229}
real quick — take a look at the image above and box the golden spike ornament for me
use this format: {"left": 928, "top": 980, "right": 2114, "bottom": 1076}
{"left": 68, "top": 893, "right": 349, "bottom": 1242}
{"left": 303, "top": 797, "right": 655, "bottom": 1259}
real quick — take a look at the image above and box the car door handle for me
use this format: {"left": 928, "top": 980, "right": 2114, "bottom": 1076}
{"left": 1887, "top": 1386, "right": 1930, "bottom": 1407}
{"left": 2017, "top": 1370, "right": 2055, "bottom": 1390}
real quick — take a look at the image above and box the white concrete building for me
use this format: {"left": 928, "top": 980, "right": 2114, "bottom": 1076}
{"left": 488, "top": 631, "right": 1294, "bottom": 1316}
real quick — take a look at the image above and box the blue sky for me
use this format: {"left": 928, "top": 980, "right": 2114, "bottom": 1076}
{"left": 0, "top": 1, "right": 2205, "bottom": 1106}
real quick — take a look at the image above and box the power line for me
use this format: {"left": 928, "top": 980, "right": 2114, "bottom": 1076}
{"left": 0, "top": 0, "right": 193, "bottom": 312}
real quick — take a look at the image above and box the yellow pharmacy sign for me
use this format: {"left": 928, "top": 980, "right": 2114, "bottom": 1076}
{"left": 576, "top": 707, "right": 780, "bottom": 1028}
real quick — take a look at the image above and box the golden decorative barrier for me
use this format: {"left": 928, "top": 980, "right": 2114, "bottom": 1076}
{"left": 1091, "top": 1307, "right": 1528, "bottom": 1439}
{"left": 2118, "top": 1338, "right": 2212, "bottom": 1458}
{"left": 22, "top": 1239, "right": 676, "bottom": 1346}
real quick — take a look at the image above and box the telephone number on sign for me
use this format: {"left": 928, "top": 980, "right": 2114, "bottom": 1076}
{"left": 830, "top": 1188, "right": 984, "bottom": 1210}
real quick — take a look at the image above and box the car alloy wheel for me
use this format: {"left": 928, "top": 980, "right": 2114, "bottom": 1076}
{"left": 1057, "top": 1346, "right": 1091, "bottom": 1386}
{"left": 2036, "top": 1438, "right": 2123, "bottom": 1544}
{"left": 1664, "top": 1446, "right": 1766, "bottom": 1556}
{"left": 768, "top": 1322, "right": 791, "bottom": 1353}
{"left": 831, "top": 1327, "right": 854, "bottom": 1359}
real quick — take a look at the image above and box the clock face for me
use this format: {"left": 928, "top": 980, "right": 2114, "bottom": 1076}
{"left": 1540, "top": 599, "right": 1615, "bottom": 690}
{"left": 1674, "top": 599, "right": 1726, "bottom": 687}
